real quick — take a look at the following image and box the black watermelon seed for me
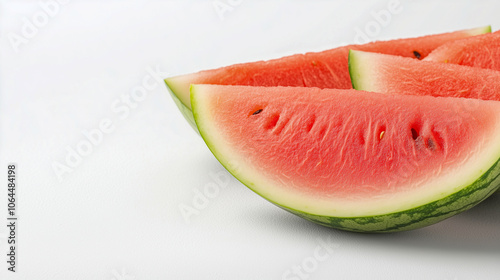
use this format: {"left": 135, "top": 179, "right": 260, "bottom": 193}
{"left": 411, "top": 128, "right": 419, "bottom": 140}
{"left": 413, "top": 51, "right": 422, "bottom": 60}
{"left": 252, "top": 109, "right": 263, "bottom": 115}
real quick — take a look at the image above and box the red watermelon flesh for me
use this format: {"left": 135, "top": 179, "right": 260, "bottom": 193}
{"left": 191, "top": 85, "right": 500, "bottom": 231}
{"left": 167, "top": 26, "right": 490, "bottom": 110}
{"left": 424, "top": 30, "right": 500, "bottom": 70}
{"left": 349, "top": 50, "right": 500, "bottom": 101}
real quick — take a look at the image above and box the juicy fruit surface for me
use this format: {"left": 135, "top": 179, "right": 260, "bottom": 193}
{"left": 349, "top": 50, "right": 500, "bottom": 101}
{"left": 167, "top": 26, "right": 489, "bottom": 110}
{"left": 425, "top": 30, "right": 500, "bottom": 70}
{"left": 192, "top": 85, "right": 500, "bottom": 232}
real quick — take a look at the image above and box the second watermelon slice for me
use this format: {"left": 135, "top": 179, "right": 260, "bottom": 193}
{"left": 165, "top": 27, "right": 490, "bottom": 130}
{"left": 349, "top": 50, "right": 500, "bottom": 101}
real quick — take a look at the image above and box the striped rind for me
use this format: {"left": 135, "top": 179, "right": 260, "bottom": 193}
{"left": 288, "top": 157, "right": 500, "bottom": 232}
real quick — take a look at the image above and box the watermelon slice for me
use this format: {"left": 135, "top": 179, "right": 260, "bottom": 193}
{"left": 349, "top": 50, "right": 500, "bottom": 101}
{"left": 191, "top": 84, "right": 500, "bottom": 232}
{"left": 424, "top": 30, "right": 500, "bottom": 70}
{"left": 166, "top": 26, "right": 490, "bottom": 130}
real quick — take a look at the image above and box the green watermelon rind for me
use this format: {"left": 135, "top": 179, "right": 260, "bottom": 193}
{"left": 348, "top": 49, "right": 375, "bottom": 91}
{"left": 289, "top": 159, "right": 500, "bottom": 232}
{"left": 164, "top": 79, "right": 200, "bottom": 134}
{"left": 191, "top": 85, "right": 500, "bottom": 233}
{"left": 348, "top": 50, "right": 363, "bottom": 90}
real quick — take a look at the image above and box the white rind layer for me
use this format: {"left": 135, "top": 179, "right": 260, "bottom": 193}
{"left": 349, "top": 50, "right": 386, "bottom": 92}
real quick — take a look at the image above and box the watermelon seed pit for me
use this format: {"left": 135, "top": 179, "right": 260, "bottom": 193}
{"left": 379, "top": 130, "right": 385, "bottom": 140}
{"left": 305, "top": 115, "right": 316, "bottom": 132}
{"left": 411, "top": 128, "right": 419, "bottom": 140}
{"left": 264, "top": 113, "right": 280, "bottom": 130}
{"left": 252, "top": 109, "right": 263, "bottom": 115}
{"left": 359, "top": 131, "right": 365, "bottom": 145}
{"left": 413, "top": 51, "right": 422, "bottom": 59}
{"left": 377, "top": 125, "right": 386, "bottom": 141}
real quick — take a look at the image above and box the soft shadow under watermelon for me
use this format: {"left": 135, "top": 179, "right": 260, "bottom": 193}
{"left": 244, "top": 193, "right": 500, "bottom": 254}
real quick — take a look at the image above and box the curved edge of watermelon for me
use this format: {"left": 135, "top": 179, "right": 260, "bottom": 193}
{"left": 191, "top": 84, "right": 500, "bottom": 232}
{"left": 164, "top": 79, "right": 199, "bottom": 134}
{"left": 291, "top": 162, "right": 500, "bottom": 232}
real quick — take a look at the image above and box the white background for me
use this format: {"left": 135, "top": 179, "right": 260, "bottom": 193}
{"left": 1, "top": 0, "right": 500, "bottom": 279}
